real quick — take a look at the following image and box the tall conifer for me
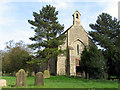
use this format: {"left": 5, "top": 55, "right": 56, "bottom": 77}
{"left": 89, "top": 13, "right": 120, "bottom": 78}
{"left": 28, "top": 5, "right": 66, "bottom": 70}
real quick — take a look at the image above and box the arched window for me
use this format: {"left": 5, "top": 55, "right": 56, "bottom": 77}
{"left": 76, "top": 13, "right": 79, "bottom": 19}
{"left": 77, "top": 44, "right": 79, "bottom": 55}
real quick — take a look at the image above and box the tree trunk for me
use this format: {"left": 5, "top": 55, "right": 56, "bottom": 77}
{"left": 47, "top": 51, "right": 50, "bottom": 71}
{"left": 47, "top": 58, "right": 50, "bottom": 71}
{"left": 85, "top": 72, "right": 87, "bottom": 79}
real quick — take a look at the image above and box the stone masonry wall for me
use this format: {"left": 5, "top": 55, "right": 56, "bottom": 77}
{"left": 57, "top": 11, "right": 90, "bottom": 76}
{"left": 57, "top": 33, "right": 67, "bottom": 75}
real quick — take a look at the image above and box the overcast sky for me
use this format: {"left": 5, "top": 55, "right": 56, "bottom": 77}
{"left": 0, "top": 0, "right": 119, "bottom": 50}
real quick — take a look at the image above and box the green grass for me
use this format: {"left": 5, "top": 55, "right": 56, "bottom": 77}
{"left": 2, "top": 76, "right": 118, "bottom": 88}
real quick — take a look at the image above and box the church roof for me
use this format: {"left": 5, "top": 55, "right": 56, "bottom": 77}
{"left": 62, "top": 10, "right": 92, "bottom": 41}
{"left": 62, "top": 25, "right": 73, "bottom": 34}
{"left": 63, "top": 24, "right": 88, "bottom": 36}
{"left": 62, "top": 24, "right": 93, "bottom": 44}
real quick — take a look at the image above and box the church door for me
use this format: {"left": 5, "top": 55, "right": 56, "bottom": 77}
{"left": 75, "top": 58, "right": 81, "bottom": 76}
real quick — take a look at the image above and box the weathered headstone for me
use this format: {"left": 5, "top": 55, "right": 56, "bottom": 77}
{"left": 26, "top": 71, "right": 29, "bottom": 77}
{"left": 16, "top": 69, "right": 26, "bottom": 87}
{"left": 35, "top": 72, "right": 44, "bottom": 86}
{"left": 0, "top": 79, "right": 6, "bottom": 87}
{"left": 0, "top": 71, "right": 1, "bottom": 77}
{"left": 104, "top": 73, "right": 108, "bottom": 80}
{"left": 87, "top": 73, "right": 89, "bottom": 80}
{"left": 81, "top": 71, "right": 86, "bottom": 78}
{"left": 31, "top": 71, "right": 35, "bottom": 76}
{"left": 44, "top": 70, "right": 50, "bottom": 78}
{"left": 12, "top": 72, "right": 16, "bottom": 76}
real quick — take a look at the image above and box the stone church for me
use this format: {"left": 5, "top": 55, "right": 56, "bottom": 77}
{"left": 39, "top": 10, "right": 93, "bottom": 76}
{"left": 57, "top": 10, "right": 93, "bottom": 76}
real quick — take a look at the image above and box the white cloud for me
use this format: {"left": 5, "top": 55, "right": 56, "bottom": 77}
{"left": 0, "top": 2, "right": 18, "bottom": 27}
{"left": 0, "top": 2, "right": 10, "bottom": 25}
{"left": 82, "top": 0, "right": 119, "bottom": 32}
{"left": 102, "top": 0, "right": 119, "bottom": 19}
{"left": 53, "top": 2, "right": 67, "bottom": 9}
{"left": 0, "top": 2, "right": 34, "bottom": 50}
{"left": 0, "top": 2, "right": 13, "bottom": 50}
{"left": 0, "top": 27, "right": 34, "bottom": 50}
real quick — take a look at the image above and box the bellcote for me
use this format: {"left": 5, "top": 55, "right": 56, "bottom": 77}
{"left": 73, "top": 10, "right": 81, "bottom": 25}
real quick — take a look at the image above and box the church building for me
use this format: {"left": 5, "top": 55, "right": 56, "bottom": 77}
{"left": 39, "top": 10, "right": 93, "bottom": 76}
{"left": 57, "top": 10, "right": 93, "bottom": 76}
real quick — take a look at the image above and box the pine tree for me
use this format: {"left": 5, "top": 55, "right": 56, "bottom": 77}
{"left": 28, "top": 5, "right": 66, "bottom": 70}
{"left": 89, "top": 13, "right": 120, "bottom": 78}
{"left": 89, "top": 13, "right": 120, "bottom": 49}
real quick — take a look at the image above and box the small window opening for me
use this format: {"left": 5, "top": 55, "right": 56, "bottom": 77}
{"left": 76, "top": 13, "right": 79, "bottom": 19}
{"left": 77, "top": 44, "right": 79, "bottom": 55}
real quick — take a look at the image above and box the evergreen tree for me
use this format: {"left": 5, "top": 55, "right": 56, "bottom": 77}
{"left": 81, "top": 46, "right": 106, "bottom": 79}
{"left": 28, "top": 5, "right": 66, "bottom": 70}
{"left": 89, "top": 13, "right": 120, "bottom": 49}
{"left": 89, "top": 13, "right": 120, "bottom": 78}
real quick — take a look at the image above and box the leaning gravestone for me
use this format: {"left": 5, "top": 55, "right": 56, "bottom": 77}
{"left": 35, "top": 72, "right": 44, "bottom": 86}
{"left": 44, "top": 70, "right": 50, "bottom": 78}
{"left": 16, "top": 69, "right": 26, "bottom": 87}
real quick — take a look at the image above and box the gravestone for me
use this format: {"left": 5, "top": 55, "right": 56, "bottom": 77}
{"left": 31, "top": 71, "right": 35, "bottom": 76}
{"left": 81, "top": 71, "right": 85, "bottom": 78}
{"left": 16, "top": 69, "right": 26, "bottom": 86}
{"left": 104, "top": 73, "right": 108, "bottom": 80}
{"left": 26, "top": 71, "right": 29, "bottom": 77}
{"left": 35, "top": 72, "right": 44, "bottom": 86}
{"left": 0, "top": 72, "right": 2, "bottom": 77}
{"left": 0, "top": 79, "right": 6, "bottom": 87}
{"left": 13, "top": 72, "right": 16, "bottom": 76}
{"left": 44, "top": 70, "right": 50, "bottom": 78}
{"left": 87, "top": 73, "right": 89, "bottom": 80}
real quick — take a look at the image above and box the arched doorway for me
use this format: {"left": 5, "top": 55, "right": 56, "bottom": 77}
{"left": 75, "top": 39, "right": 85, "bottom": 76}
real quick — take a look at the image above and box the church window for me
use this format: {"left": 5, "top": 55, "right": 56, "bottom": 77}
{"left": 77, "top": 44, "right": 79, "bottom": 55}
{"left": 76, "top": 13, "right": 79, "bottom": 19}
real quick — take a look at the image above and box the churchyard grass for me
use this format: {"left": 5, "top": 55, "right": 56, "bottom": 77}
{"left": 2, "top": 76, "right": 118, "bottom": 88}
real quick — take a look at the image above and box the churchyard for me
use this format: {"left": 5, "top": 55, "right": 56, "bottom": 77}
{"left": 1, "top": 4, "right": 120, "bottom": 89}
{"left": 1, "top": 69, "right": 118, "bottom": 88}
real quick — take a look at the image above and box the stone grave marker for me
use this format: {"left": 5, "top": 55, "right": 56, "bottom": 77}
{"left": 0, "top": 79, "right": 6, "bottom": 87}
{"left": 16, "top": 69, "right": 26, "bottom": 87}
{"left": 35, "top": 72, "right": 44, "bottom": 86}
{"left": 44, "top": 70, "right": 50, "bottom": 78}
{"left": 81, "top": 71, "right": 86, "bottom": 78}
{"left": 13, "top": 71, "right": 16, "bottom": 76}
{"left": 31, "top": 71, "right": 35, "bottom": 76}
{"left": 26, "top": 71, "right": 29, "bottom": 77}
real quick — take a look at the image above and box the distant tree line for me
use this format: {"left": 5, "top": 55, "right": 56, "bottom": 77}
{"left": 2, "top": 40, "right": 34, "bottom": 75}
